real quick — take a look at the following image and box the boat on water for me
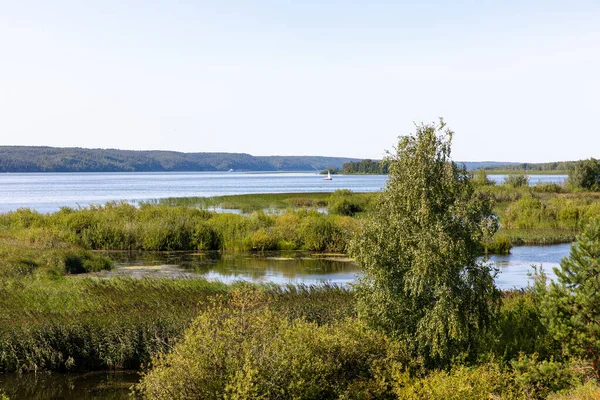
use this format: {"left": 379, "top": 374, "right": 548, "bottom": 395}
{"left": 322, "top": 171, "right": 333, "bottom": 181}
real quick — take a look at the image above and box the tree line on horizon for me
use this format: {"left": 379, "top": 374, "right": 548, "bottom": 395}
{"left": 0, "top": 146, "right": 359, "bottom": 173}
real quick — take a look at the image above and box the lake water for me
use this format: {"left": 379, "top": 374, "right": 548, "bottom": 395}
{"left": 89, "top": 243, "right": 571, "bottom": 290}
{"left": 0, "top": 371, "right": 139, "bottom": 400}
{"left": 0, "top": 172, "right": 566, "bottom": 213}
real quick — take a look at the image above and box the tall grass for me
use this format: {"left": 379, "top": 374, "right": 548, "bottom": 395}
{"left": 0, "top": 278, "right": 353, "bottom": 374}
{"left": 0, "top": 204, "right": 358, "bottom": 253}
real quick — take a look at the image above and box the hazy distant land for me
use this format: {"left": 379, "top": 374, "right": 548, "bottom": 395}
{"left": 0, "top": 146, "right": 577, "bottom": 173}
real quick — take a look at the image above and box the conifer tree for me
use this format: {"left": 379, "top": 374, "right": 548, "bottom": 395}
{"left": 534, "top": 218, "right": 600, "bottom": 379}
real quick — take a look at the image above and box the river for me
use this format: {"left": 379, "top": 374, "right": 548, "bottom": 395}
{"left": 0, "top": 172, "right": 566, "bottom": 213}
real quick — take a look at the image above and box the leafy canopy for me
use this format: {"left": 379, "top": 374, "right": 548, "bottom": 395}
{"left": 351, "top": 119, "right": 499, "bottom": 366}
{"left": 567, "top": 158, "right": 600, "bottom": 191}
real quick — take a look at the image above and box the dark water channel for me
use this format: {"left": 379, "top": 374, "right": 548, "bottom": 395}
{"left": 0, "top": 371, "right": 139, "bottom": 400}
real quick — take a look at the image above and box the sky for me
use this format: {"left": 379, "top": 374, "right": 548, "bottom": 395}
{"left": 0, "top": 1, "right": 599, "bottom": 162}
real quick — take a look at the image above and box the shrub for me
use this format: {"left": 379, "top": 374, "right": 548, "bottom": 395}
{"left": 504, "top": 174, "right": 530, "bottom": 188}
{"left": 393, "top": 363, "right": 512, "bottom": 400}
{"left": 511, "top": 355, "right": 581, "bottom": 399}
{"left": 481, "top": 291, "right": 560, "bottom": 363}
{"left": 137, "top": 289, "right": 405, "bottom": 399}
{"left": 62, "top": 250, "right": 113, "bottom": 274}
{"left": 483, "top": 234, "right": 512, "bottom": 254}
{"left": 566, "top": 158, "right": 600, "bottom": 191}
{"left": 328, "top": 190, "right": 366, "bottom": 216}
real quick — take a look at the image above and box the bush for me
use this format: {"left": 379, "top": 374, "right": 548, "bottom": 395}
{"left": 137, "top": 289, "right": 405, "bottom": 399}
{"left": 471, "top": 168, "right": 494, "bottom": 186}
{"left": 567, "top": 158, "right": 600, "bottom": 191}
{"left": 62, "top": 250, "right": 113, "bottom": 274}
{"left": 548, "top": 380, "right": 600, "bottom": 400}
{"left": 482, "top": 291, "right": 560, "bottom": 363}
{"left": 532, "top": 183, "right": 565, "bottom": 194}
{"left": 328, "top": 190, "right": 366, "bottom": 216}
{"left": 300, "top": 215, "right": 347, "bottom": 252}
{"left": 511, "top": 355, "right": 581, "bottom": 399}
{"left": 504, "top": 174, "right": 530, "bottom": 188}
{"left": 483, "top": 234, "right": 512, "bottom": 254}
{"left": 393, "top": 363, "right": 512, "bottom": 400}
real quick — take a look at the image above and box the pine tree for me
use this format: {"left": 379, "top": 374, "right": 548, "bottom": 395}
{"left": 534, "top": 218, "right": 600, "bottom": 379}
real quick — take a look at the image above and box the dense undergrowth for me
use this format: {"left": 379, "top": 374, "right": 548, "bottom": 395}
{"left": 133, "top": 287, "right": 600, "bottom": 399}
{"left": 1, "top": 277, "right": 599, "bottom": 398}
{"left": 0, "top": 203, "right": 357, "bottom": 256}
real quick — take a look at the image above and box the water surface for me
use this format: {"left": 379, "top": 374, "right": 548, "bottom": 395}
{"left": 0, "top": 172, "right": 566, "bottom": 213}
{"left": 0, "top": 371, "right": 139, "bottom": 400}
{"left": 91, "top": 243, "right": 571, "bottom": 290}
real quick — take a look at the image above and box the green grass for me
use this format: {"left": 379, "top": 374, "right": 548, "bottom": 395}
{"left": 0, "top": 277, "right": 354, "bottom": 373}
{"left": 153, "top": 192, "right": 352, "bottom": 213}
{"left": 498, "top": 228, "right": 577, "bottom": 246}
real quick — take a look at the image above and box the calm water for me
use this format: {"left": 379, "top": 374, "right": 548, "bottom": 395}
{"left": 487, "top": 174, "right": 567, "bottom": 185}
{"left": 0, "top": 172, "right": 387, "bottom": 213}
{"left": 0, "top": 371, "right": 139, "bottom": 400}
{"left": 0, "top": 172, "right": 566, "bottom": 213}
{"left": 89, "top": 243, "right": 571, "bottom": 290}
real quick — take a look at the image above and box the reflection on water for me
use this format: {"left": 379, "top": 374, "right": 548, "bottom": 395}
{"left": 0, "top": 371, "right": 139, "bottom": 400}
{"left": 91, "top": 243, "right": 573, "bottom": 290}
{"left": 95, "top": 251, "right": 360, "bottom": 286}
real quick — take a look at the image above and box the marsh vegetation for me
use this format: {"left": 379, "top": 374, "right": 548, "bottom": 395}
{"left": 4, "top": 131, "right": 600, "bottom": 398}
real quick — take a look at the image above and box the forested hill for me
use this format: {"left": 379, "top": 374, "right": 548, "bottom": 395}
{"left": 0, "top": 147, "right": 360, "bottom": 173}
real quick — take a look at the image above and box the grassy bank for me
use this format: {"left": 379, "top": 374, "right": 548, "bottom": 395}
{"left": 0, "top": 278, "right": 353, "bottom": 374}
{"left": 152, "top": 190, "right": 375, "bottom": 214}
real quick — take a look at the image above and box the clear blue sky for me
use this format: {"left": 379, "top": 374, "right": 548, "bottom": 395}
{"left": 1, "top": 1, "right": 598, "bottom": 162}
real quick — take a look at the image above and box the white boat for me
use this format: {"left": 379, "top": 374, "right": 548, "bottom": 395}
{"left": 322, "top": 171, "right": 333, "bottom": 180}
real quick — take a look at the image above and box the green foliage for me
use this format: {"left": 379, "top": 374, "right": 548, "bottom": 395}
{"left": 471, "top": 168, "right": 494, "bottom": 186}
{"left": 482, "top": 234, "right": 512, "bottom": 254}
{"left": 136, "top": 288, "right": 405, "bottom": 399}
{"left": 342, "top": 159, "right": 389, "bottom": 174}
{"left": 62, "top": 250, "right": 113, "bottom": 274}
{"left": 156, "top": 192, "right": 332, "bottom": 212}
{"left": 300, "top": 213, "right": 352, "bottom": 252}
{"left": 0, "top": 278, "right": 229, "bottom": 373}
{"left": 393, "top": 363, "right": 513, "bottom": 400}
{"left": 532, "top": 183, "right": 565, "bottom": 194}
{"left": 502, "top": 193, "right": 600, "bottom": 232}
{"left": 0, "top": 146, "right": 358, "bottom": 172}
{"left": 504, "top": 173, "right": 530, "bottom": 188}
{"left": 511, "top": 355, "right": 581, "bottom": 399}
{"left": 548, "top": 380, "right": 600, "bottom": 400}
{"left": 328, "top": 189, "right": 370, "bottom": 216}
{"left": 482, "top": 291, "right": 560, "bottom": 363}
{"left": 351, "top": 120, "right": 500, "bottom": 367}
{"left": 319, "top": 167, "right": 339, "bottom": 174}
{"left": 567, "top": 158, "right": 600, "bottom": 191}
{"left": 0, "top": 203, "right": 359, "bottom": 254}
{"left": 484, "top": 161, "right": 577, "bottom": 173}
{"left": 534, "top": 218, "right": 600, "bottom": 379}
{"left": 0, "top": 278, "right": 355, "bottom": 374}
